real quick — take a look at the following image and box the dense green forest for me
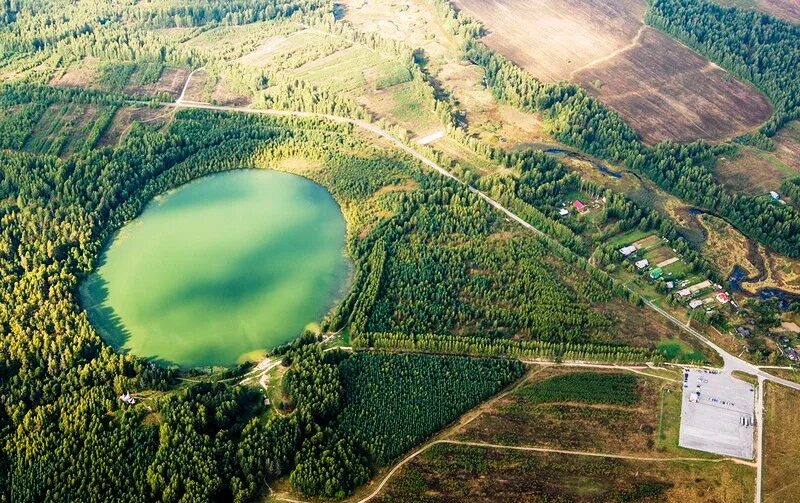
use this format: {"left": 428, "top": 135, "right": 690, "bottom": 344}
{"left": 336, "top": 353, "right": 524, "bottom": 464}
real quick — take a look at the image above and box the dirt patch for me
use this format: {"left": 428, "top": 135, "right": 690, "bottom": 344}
{"left": 124, "top": 67, "right": 191, "bottom": 100}
{"left": 437, "top": 61, "right": 551, "bottom": 148}
{"left": 573, "top": 27, "right": 772, "bottom": 144}
{"left": 49, "top": 58, "right": 102, "bottom": 90}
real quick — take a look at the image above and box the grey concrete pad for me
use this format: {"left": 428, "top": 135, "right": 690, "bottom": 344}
{"left": 678, "top": 368, "right": 755, "bottom": 459}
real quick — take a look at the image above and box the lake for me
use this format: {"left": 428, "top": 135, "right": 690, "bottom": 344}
{"left": 80, "top": 169, "right": 350, "bottom": 367}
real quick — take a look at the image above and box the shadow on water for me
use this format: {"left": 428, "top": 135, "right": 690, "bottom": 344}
{"left": 79, "top": 273, "right": 132, "bottom": 354}
{"left": 80, "top": 271, "right": 182, "bottom": 368}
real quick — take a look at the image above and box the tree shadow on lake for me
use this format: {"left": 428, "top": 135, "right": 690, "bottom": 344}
{"left": 79, "top": 274, "right": 181, "bottom": 369}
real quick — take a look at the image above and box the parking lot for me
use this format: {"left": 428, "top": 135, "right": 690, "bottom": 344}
{"left": 679, "top": 368, "right": 755, "bottom": 459}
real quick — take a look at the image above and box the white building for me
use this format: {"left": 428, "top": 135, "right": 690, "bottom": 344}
{"left": 619, "top": 245, "right": 637, "bottom": 257}
{"left": 635, "top": 259, "right": 649, "bottom": 270}
{"left": 689, "top": 299, "right": 704, "bottom": 309}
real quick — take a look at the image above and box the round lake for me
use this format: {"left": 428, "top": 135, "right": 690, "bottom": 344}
{"left": 80, "top": 169, "right": 350, "bottom": 367}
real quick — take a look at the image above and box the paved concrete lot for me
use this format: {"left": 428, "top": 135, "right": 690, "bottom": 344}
{"left": 679, "top": 368, "right": 755, "bottom": 459}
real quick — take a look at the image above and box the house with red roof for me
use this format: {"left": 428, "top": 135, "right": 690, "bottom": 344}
{"left": 573, "top": 200, "right": 587, "bottom": 213}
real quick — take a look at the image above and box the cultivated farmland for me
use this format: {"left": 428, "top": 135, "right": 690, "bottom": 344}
{"left": 454, "top": 0, "right": 772, "bottom": 144}
{"left": 716, "top": 0, "right": 800, "bottom": 24}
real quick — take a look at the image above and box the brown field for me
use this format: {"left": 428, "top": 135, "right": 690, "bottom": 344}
{"left": 715, "top": 121, "right": 800, "bottom": 197}
{"left": 454, "top": 367, "right": 680, "bottom": 456}
{"left": 716, "top": 0, "right": 800, "bottom": 24}
{"left": 573, "top": 27, "right": 772, "bottom": 144}
{"left": 763, "top": 382, "right": 800, "bottom": 503}
{"left": 453, "top": 0, "right": 772, "bottom": 144}
{"left": 124, "top": 67, "right": 191, "bottom": 100}
{"left": 98, "top": 107, "right": 174, "bottom": 147}
{"left": 453, "top": 0, "right": 646, "bottom": 83}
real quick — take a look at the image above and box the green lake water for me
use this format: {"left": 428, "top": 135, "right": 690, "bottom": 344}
{"left": 80, "top": 169, "right": 350, "bottom": 367}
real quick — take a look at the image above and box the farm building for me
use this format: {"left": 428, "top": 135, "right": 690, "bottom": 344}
{"left": 635, "top": 259, "right": 649, "bottom": 270}
{"left": 619, "top": 245, "right": 637, "bottom": 257}
{"left": 573, "top": 200, "right": 587, "bottom": 213}
{"left": 689, "top": 299, "right": 704, "bottom": 309}
{"left": 649, "top": 268, "right": 663, "bottom": 280}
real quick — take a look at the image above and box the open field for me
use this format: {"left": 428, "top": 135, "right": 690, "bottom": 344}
{"left": 343, "top": 0, "right": 553, "bottom": 144}
{"left": 763, "top": 382, "right": 800, "bottom": 503}
{"left": 97, "top": 106, "right": 174, "bottom": 147}
{"left": 453, "top": 0, "right": 646, "bottom": 83}
{"left": 716, "top": 0, "right": 800, "bottom": 23}
{"left": 373, "top": 443, "right": 754, "bottom": 502}
{"left": 454, "top": 0, "right": 772, "bottom": 144}
{"left": 572, "top": 27, "right": 772, "bottom": 144}
{"left": 715, "top": 121, "right": 800, "bottom": 197}
{"left": 454, "top": 367, "right": 689, "bottom": 456}
{"left": 340, "top": 0, "right": 460, "bottom": 72}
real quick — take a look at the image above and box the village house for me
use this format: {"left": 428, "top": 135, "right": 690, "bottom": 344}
{"left": 716, "top": 292, "right": 730, "bottom": 304}
{"left": 573, "top": 200, "right": 588, "bottom": 213}
{"left": 635, "top": 259, "right": 649, "bottom": 270}
{"left": 619, "top": 244, "right": 637, "bottom": 257}
{"left": 689, "top": 299, "right": 704, "bottom": 309}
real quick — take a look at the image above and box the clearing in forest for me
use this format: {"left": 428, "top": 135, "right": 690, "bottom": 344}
{"left": 714, "top": 121, "right": 800, "bottom": 196}
{"left": 454, "top": 0, "right": 772, "bottom": 144}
